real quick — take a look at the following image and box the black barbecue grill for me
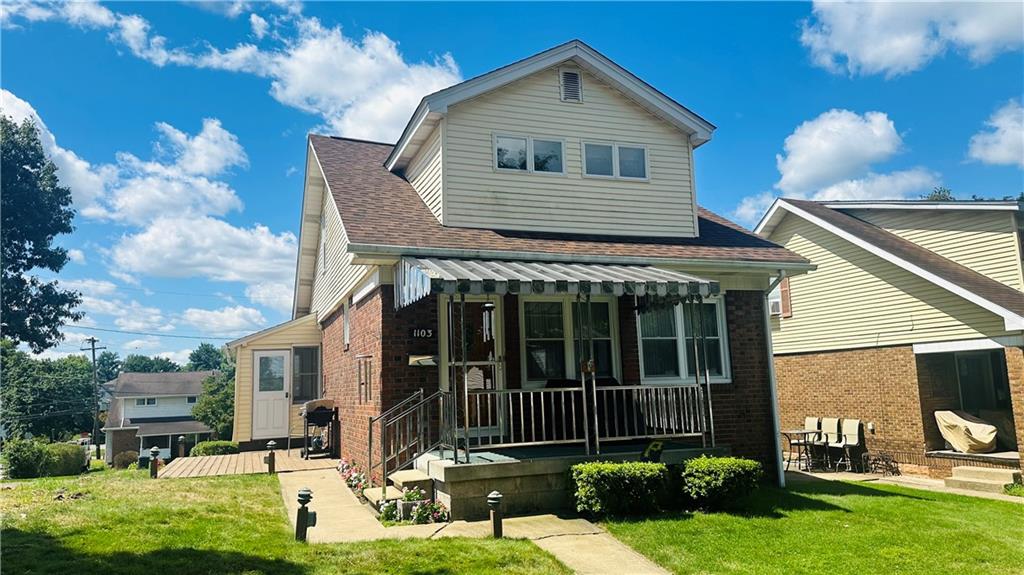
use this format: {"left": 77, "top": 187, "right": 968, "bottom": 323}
{"left": 299, "top": 399, "right": 340, "bottom": 459}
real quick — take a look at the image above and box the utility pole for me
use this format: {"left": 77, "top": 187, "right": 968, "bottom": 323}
{"left": 81, "top": 337, "right": 106, "bottom": 460}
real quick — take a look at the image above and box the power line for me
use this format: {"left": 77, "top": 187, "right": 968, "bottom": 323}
{"left": 74, "top": 326, "right": 234, "bottom": 340}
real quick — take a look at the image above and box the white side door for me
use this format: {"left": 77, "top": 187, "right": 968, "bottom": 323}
{"left": 252, "top": 350, "right": 290, "bottom": 440}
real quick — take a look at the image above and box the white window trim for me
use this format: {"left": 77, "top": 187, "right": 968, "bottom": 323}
{"left": 493, "top": 133, "right": 567, "bottom": 176}
{"left": 582, "top": 141, "right": 650, "bottom": 182}
{"left": 559, "top": 66, "right": 584, "bottom": 103}
{"left": 637, "top": 296, "right": 731, "bottom": 385}
{"left": 518, "top": 295, "right": 621, "bottom": 389}
{"left": 135, "top": 397, "right": 158, "bottom": 407}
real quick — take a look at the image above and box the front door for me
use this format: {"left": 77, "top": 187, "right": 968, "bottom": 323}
{"left": 253, "top": 350, "right": 290, "bottom": 440}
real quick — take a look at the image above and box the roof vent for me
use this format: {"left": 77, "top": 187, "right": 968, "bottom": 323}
{"left": 560, "top": 69, "right": 582, "bottom": 102}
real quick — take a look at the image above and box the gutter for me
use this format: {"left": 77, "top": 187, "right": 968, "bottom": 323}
{"left": 347, "top": 242, "right": 816, "bottom": 273}
{"left": 764, "top": 271, "right": 787, "bottom": 488}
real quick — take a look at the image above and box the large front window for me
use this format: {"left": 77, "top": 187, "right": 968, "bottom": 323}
{"left": 638, "top": 298, "right": 730, "bottom": 383}
{"left": 520, "top": 297, "right": 618, "bottom": 387}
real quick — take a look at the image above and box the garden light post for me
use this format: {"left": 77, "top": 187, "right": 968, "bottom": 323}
{"left": 487, "top": 490, "right": 503, "bottom": 538}
{"left": 295, "top": 488, "right": 316, "bottom": 542}
{"left": 177, "top": 435, "right": 186, "bottom": 458}
{"left": 149, "top": 445, "right": 160, "bottom": 479}
{"left": 264, "top": 440, "right": 277, "bottom": 474}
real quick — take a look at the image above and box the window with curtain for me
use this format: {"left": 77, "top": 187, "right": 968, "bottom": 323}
{"left": 523, "top": 301, "right": 566, "bottom": 380}
{"left": 683, "top": 303, "right": 724, "bottom": 377}
{"left": 638, "top": 298, "right": 730, "bottom": 382}
{"left": 638, "top": 305, "right": 679, "bottom": 377}
{"left": 293, "top": 346, "right": 320, "bottom": 403}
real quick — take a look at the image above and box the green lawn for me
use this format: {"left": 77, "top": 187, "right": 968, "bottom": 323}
{"left": 1, "top": 469, "right": 569, "bottom": 575}
{"left": 605, "top": 478, "right": 1024, "bottom": 575}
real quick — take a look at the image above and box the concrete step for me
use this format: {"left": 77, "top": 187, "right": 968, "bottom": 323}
{"left": 950, "top": 466, "right": 1021, "bottom": 483}
{"left": 943, "top": 477, "right": 1013, "bottom": 494}
{"left": 388, "top": 469, "right": 432, "bottom": 495}
{"left": 363, "top": 485, "right": 402, "bottom": 506}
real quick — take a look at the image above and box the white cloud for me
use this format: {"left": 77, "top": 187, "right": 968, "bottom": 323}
{"left": 802, "top": 1, "right": 1024, "bottom": 77}
{"left": 67, "top": 249, "right": 86, "bottom": 264}
{"left": 1, "top": 89, "right": 116, "bottom": 216}
{"left": 154, "top": 118, "right": 248, "bottom": 177}
{"left": 775, "top": 109, "right": 902, "bottom": 195}
{"left": 250, "top": 13, "right": 268, "bottom": 39}
{"left": 123, "top": 336, "right": 161, "bottom": 351}
{"left": 813, "top": 168, "right": 940, "bottom": 201}
{"left": 63, "top": 278, "right": 119, "bottom": 297}
{"left": 181, "top": 305, "right": 267, "bottom": 335}
{"left": 155, "top": 349, "right": 192, "bottom": 366}
{"left": 245, "top": 281, "right": 293, "bottom": 314}
{"left": 968, "top": 99, "right": 1024, "bottom": 168}
{"left": 734, "top": 110, "right": 940, "bottom": 226}
{"left": 3, "top": 5, "right": 461, "bottom": 142}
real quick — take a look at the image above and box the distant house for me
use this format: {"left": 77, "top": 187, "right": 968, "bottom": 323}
{"left": 757, "top": 199, "right": 1024, "bottom": 478}
{"left": 102, "top": 371, "right": 217, "bottom": 462}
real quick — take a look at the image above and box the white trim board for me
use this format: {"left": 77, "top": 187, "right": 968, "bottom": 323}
{"left": 912, "top": 335, "right": 1024, "bottom": 355}
{"left": 765, "top": 200, "right": 1024, "bottom": 332}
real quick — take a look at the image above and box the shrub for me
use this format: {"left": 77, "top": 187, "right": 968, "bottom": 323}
{"left": 571, "top": 461, "right": 668, "bottom": 517}
{"left": 43, "top": 443, "right": 87, "bottom": 476}
{"left": 681, "top": 456, "right": 763, "bottom": 510}
{"left": 112, "top": 450, "right": 139, "bottom": 469}
{"left": 1, "top": 440, "right": 49, "bottom": 478}
{"left": 190, "top": 440, "right": 238, "bottom": 456}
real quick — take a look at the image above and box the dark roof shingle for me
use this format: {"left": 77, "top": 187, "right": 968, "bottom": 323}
{"left": 104, "top": 371, "right": 217, "bottom": 397}
{"left": 310, "top": 136, "right": 807, "bottom": 266}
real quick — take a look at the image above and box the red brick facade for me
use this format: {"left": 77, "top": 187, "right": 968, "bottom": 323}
{"left": 776, "top": 345, "right": 1024, "bottom": 476}
{"left": 321, "top": 286, "right": 780, "bottom": 479}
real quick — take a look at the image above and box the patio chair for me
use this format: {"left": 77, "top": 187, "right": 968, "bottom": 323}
{"left": 818, "top": 417, "right": 841, "bottom": 470}
{"left": 831, "top": 419, "right": 861, "bottom": 472}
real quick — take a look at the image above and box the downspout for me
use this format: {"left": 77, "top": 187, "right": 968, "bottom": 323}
{"left": 764, "top": 271, "right": 787, "bottom": 488}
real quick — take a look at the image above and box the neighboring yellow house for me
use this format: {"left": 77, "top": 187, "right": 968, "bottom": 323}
{"left": 757, "top": 198, "right": 1024, "bottom": 479}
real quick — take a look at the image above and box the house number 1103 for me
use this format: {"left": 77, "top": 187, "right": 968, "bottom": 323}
{"left": 410, "top": 328, "right": 434, "bottom": 338}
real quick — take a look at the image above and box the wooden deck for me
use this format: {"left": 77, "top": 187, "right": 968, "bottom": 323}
{"left": 158, "top": 451, "right": 338, "bottom": 478}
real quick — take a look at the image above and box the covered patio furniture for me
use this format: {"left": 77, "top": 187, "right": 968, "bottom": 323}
{"left": 933, "top": 410, "right": 998, "bottom": 454}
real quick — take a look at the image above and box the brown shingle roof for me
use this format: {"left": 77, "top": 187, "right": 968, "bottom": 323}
{"left": 104, "top": 371, "right": 217, "bottom": 397}
{"left": 785, "top": 199, "right": 1024, "bottom": 318}
{"left": 310, "top": 135, "right": 807, "bottom": 266}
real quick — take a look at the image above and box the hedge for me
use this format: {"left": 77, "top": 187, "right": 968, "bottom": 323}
{"left": 680, "top": 456, "right": 763, "bottom": 510}
{"left": 1, "top": 440, "right": 87, "bottom": 478}
{"left": 190, "top": 440, "right": 239, "bottom": 456}
{"left": 112, "top": 450, "right": 139, "bottom": 469}
{"left": 571, "top": 461, "right": 668, "bottom": 517}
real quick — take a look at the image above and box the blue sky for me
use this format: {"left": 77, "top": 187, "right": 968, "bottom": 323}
{"left": 2, "top": 1, "right": 1022, "bottom": 361}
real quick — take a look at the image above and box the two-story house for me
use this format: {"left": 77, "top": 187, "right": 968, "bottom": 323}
{"left": 757, "top": 198, "right": 1024, "bottom": 480}
{"left": 227, "top": 40, "right": 813, "bottom": 519}
{"left": 102, "top": 371, "right": 217, "bottom": 463}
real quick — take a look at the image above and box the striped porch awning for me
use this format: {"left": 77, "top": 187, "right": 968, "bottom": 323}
{"left": 395, "top": 257, "right": 719, "bottom": 308}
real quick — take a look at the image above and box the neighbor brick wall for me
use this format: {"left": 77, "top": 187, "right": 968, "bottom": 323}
{"left": 775, "top": 345, "right": 926, "bottom": 463}
{"left": 110, "top": 429, "right": 138, "bottom": 459}
{"left": 321, "top": 288, "right": 382, "bottom": 471}
{"left": 915, "top": 353, "right": 960, "bottom": 451}
{"left": 1005, "top": 346, "right": 1024, "bottom": 471}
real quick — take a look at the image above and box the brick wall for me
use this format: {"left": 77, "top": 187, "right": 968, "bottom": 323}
{"left": 379, "top": 289, "right": 440, "bottom": 409}
{"left": 915, "top": 353, "right": 960, "bottom": 450}
{"left": 1005, "top": 346, "right": 1024, "bottom": 471}
{"left": 775, "top": 345, "right": 926, "bottom": 463}
{"left": 110, "top": 429, "right": 138, "bottom": 459}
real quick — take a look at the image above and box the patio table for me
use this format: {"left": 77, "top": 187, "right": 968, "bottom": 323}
{"left": 781, "top": 429, "right": 818, "bottom": 471}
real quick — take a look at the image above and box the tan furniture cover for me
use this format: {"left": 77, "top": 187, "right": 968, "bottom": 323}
{"left": 301, "top": 399, "right": 335, "bottom": 415}
{"left": 933, "top": 410, "right": 997, "bottom": 454}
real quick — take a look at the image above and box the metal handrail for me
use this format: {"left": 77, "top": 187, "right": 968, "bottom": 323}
{"left": 368, "top": 388, "right": 424, "bottom": 488}
{"left": 368, "top": 390, "right": 452, "bottom": 487}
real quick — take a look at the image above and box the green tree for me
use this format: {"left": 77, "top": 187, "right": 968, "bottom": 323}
{"left": 921, "top": 186, "right": 955, "bottom": 201}
{"left": 121, "top": 354, "right": 181, "bottom": 373}
{"left": 0, "top": 339, "right": 94, "bottom": 440}
{"left": 192, "top": 354, "right": 235, "bottom": 440}
{"left": 1, "top": 116, "right": 82, "bottom": 353}
{"left": 95, "top": 350, "right": 121, "bottom": 383}
{"left": 187, "top": 343, "right": 223, "bottom": 371}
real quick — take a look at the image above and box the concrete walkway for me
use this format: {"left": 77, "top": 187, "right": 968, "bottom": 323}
{"left": 277, "top": 469, "right": 669, "bottom": 574}
{"left": 786, "top": 470, "right": 1023, "bottom": 504}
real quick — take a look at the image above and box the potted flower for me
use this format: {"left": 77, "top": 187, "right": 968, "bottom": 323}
{"left": 398, "top": 486, "right": 429, "bottom": 520}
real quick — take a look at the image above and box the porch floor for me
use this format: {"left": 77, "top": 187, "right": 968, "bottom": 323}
{"left": 158, "top": 451, "right": 338, "bottom": 478}
{"left": 428, "top": 440, "right": 718, "bottom": 465}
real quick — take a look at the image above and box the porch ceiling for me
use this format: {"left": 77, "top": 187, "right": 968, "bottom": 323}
{"left": 396, "top": 256, "right": 719, "bottom": 308}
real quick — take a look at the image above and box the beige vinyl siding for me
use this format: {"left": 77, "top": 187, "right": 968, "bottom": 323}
{"left": 443, "top": 67, "right": 698, "bottom": 237}
{"left": 845, "top": 209, "right": 1024, "bottom": 291}
{"left": 769, "top": 215, "right": 1015, "bottom": 355}
{"left": 310, "top": 186, "right": 369, "bottom": 318}
{"left": 406, "top": 124, "right": 443, "bottom": 221}
{"left": 232, "top": 317, "right": 322, "bottom": 443}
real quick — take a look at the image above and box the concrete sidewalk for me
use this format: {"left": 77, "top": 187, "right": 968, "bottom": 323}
{"left": 277, "top": 469, "right": 669, "bottom": 574}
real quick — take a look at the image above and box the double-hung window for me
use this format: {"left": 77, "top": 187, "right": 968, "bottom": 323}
{"left": 494, "top": 135, "right": 565, "bottom": 175}
{"left": 520, "top": 297, "right": 619, "bottom": 387}
{"left": 135, "top": 397, "right": 157, "bottom": 407}
{"left": 583, "top": 142, "right": 648, "bottom": 180}
{"left": 637, "top": 298, "right": 730, "bottom": 383}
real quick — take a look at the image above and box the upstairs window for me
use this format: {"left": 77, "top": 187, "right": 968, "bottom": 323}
{"left": 135, "top": 397, "right": 157, "bottom": 407}
{"left": 494, "top": 135, "right": 564, "bottom": 175}
{"left": 583, "top": 142, "right": 648, "bottom": 181}
{"left": 186, "top": 396, "right": 197, "bottom": 404}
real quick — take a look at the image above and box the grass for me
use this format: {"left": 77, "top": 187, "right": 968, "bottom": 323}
{"left": 1005, "top": 483, "right": 1024, "bottom": 497}
{"left": 604, "top": 478, "right": 1024, "bottom": 575}
{"left": 1, "top": 469, "right": 569, "bottom": 575}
